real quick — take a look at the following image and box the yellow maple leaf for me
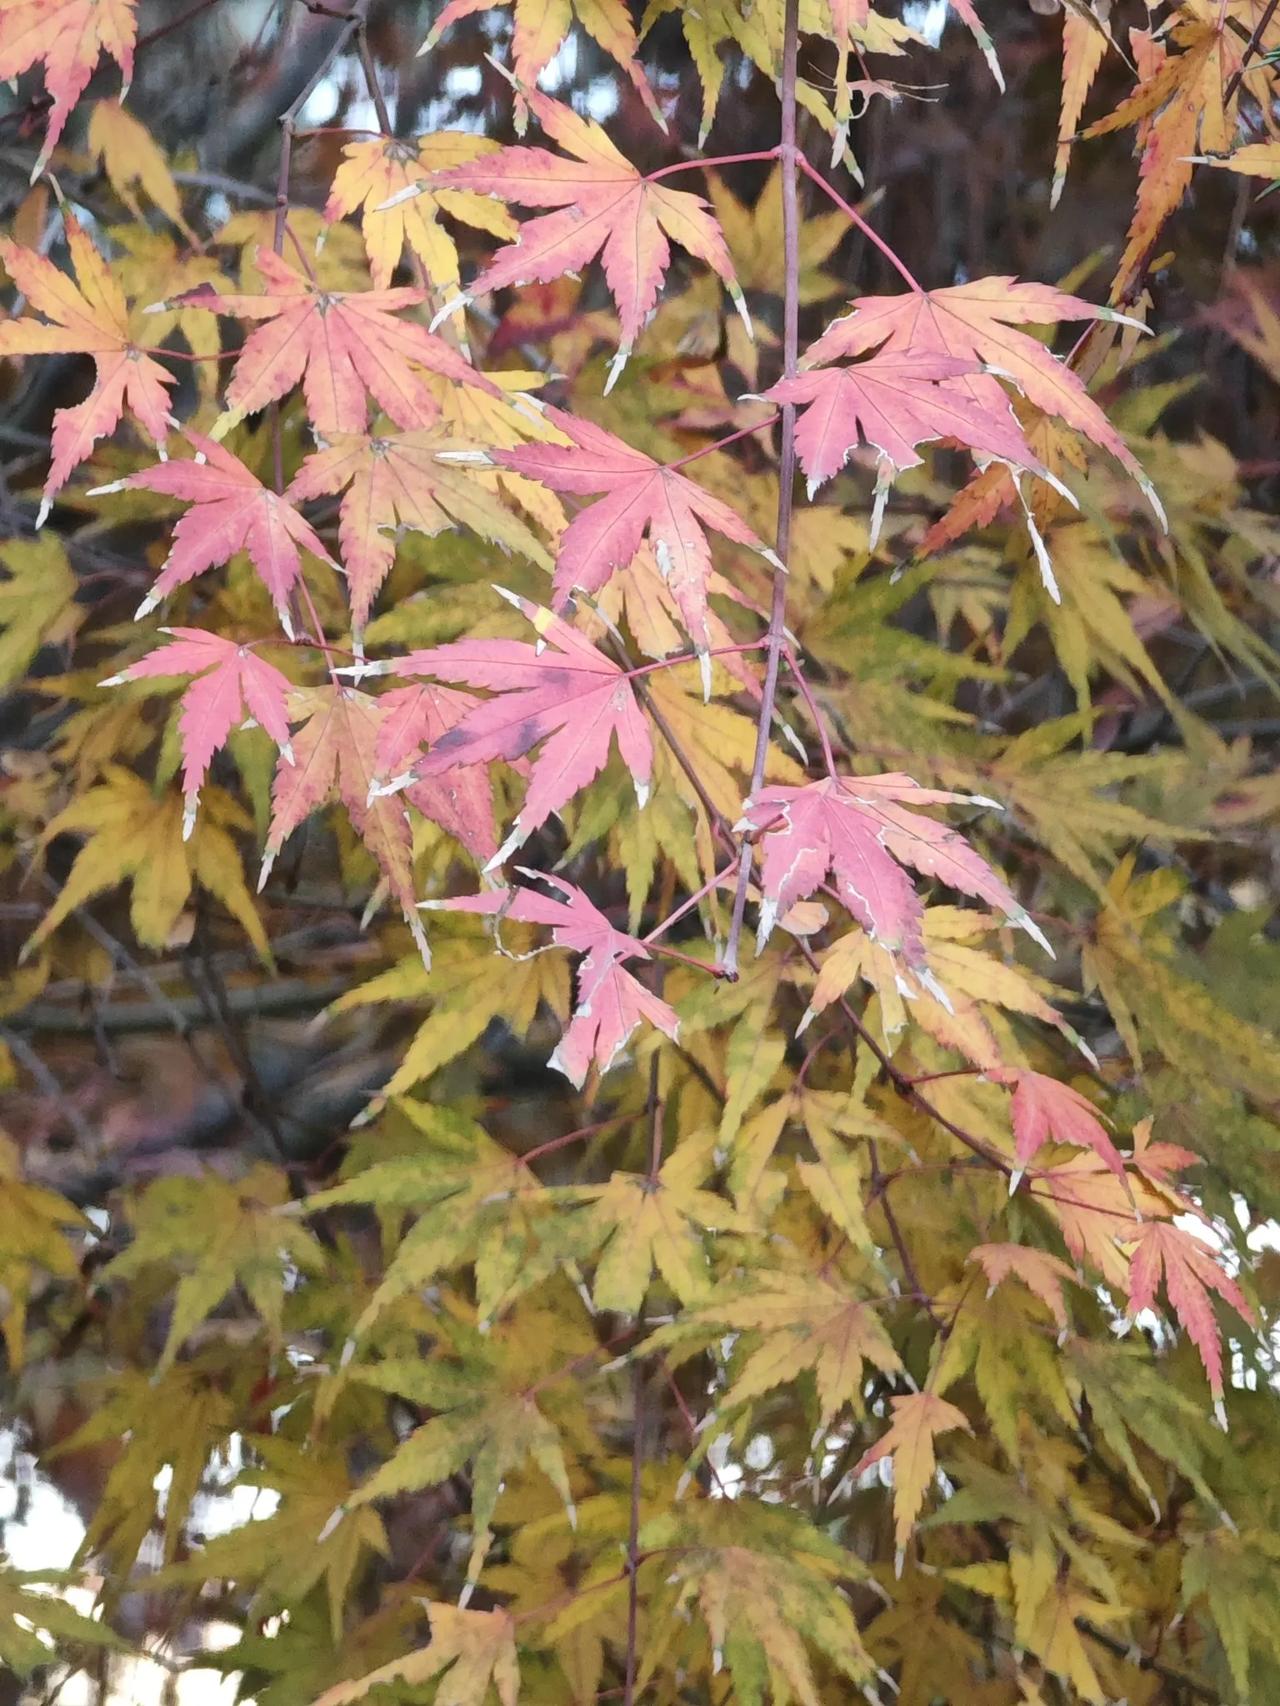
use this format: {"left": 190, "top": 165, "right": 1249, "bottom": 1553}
{"left": 88, "top": 99, "right": 190, "bottom": 235}
{"left": 855, "top": 1391, "right": 972, "bottom": 1559}
{"left": 311, "top": 1601, "right": 518, "bottom": 1706}
{"left": 0, "top": 535, "right": 78, "bottom": 690}
{"left": 324, "top": 132, "right": 516, "bottom": 294}
{"left": 26, "top": 767, "right": 269, "bottom": 958}
{"left": 0, "top": 1133, "right": 83, "bottom": 1367}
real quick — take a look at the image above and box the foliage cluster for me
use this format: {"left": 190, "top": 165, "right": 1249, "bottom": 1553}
{"left": 1, "top": 0, "right": 1279, "bottom": 1702}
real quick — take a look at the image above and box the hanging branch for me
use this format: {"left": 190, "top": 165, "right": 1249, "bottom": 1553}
{"left": 722, "top": 0, "right": 802, "bottom": 979}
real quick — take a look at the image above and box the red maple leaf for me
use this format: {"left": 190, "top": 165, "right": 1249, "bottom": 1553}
{"left": 428, "top": 871, "right": 679, "bottom": 1086}
{"left": 1006, "top": 1069, "right": 1124, "bottom": 1180}
{"left": 373, "top": 682, "right": 502, "bottom": 864}
{"left": 286, "top": 427, "right": 550, "bottom": 643}
{"left": 1127, "top": 1220, "right": 1254, "bottom": 1403}
{"left": 495, "top": 404, "right": 775, "bottom": 664}
{"left": 0, "top": 216, "right": 173, "bottom": 519}
{"left": 93, "top": 433, "right": 336, "bottom": 631}
{"left": 799, "top": 278, "right": 1163, "bottom": 523}
{"left": 170, "top": 248, "right": 499, "bottom": 437}
{"left": 103, "top": 628, "right": 293, "bottom": 838}
{"left": 263, "top": 685, "right": 428, "bottom": 962}
{"left": 763, "top": 349, "right": 1062, "bottom": 544}
{"left": 0, "top": 0, "right": 136, "bottom": 176}
{"left": 428, "top": 87, "right": 748, "bottom": 389}
{"left": 738, "top": 773, "right": 1049, "bottom": 967}
{"left": 362, "top": 591, "right": 653, "bottom": 869}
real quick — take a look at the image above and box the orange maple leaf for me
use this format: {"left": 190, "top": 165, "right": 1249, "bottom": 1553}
{"left": 287, "top": 428, "right": 550, "bottom": 642}
{"left": 0, "top": 216, "right": 173, "bottom": 520}
{"left": 430, "top": 87, "right": 749, "bottom": 390}
{"left": 262, "top": 686, "right": 427, "bottom": 964}
{"left": 969, "top": 1242, "right": 1077, "bottom": 1330}
{"left": 170, "top": 248, "right": 500, "bottom": 438}
{"left": 0, "top": 0, "right": 136, "bottom": 177}
{"left": 1085, "top": 20, "right": 1242, "bottom": 303}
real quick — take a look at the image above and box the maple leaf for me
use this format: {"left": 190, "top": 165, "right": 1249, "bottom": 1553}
{"left": 0, "top": 0, "right": 136, "bottom": 177}
{"left": 1127, "top": 1220, "right": 1254, "bottom": 1405}
{"left": 311, "top": 1602, "right": 518, "bottom": 1706}
{"left": 1052, "top": 10, "right": 1109, "bottom": 208}
{"left": 373, "top": 682, "right": 502, "bottom": 863}
{"left": 169, "top": 248, "right": 498, "bottom": 438}
{"left": 764, "top": 348, "right": 1062, "bottom": 548}
{"left": 1005, "top": 1068, "right": 1124, "bottom": 1181}
{"left": 641, "top": 1501, "right": 874, "bottom": 1700}
{"left": 88, "top": 98, "right": 189, "bottom": 235}
{"left": 287, "top": 427, "right": 550, "bottom": 642}
{"left": 93, "top": 432, "right": 336, "bottom": 629}
{"left": 105, "top": 1164, "right": 324, "bottom": 1369}
{"left": 803, "top": 906, "right": 1084, "bottom": 1069}
{"left": 363, "top": 591, "right": 654, "bottom": 869}
{"left": 343, "top": 1340, "right": 576, "bottom": 1586}
{"left": 1086, "top": 20, "right": 1241, "bottom": 302}
{"left": 566, "top": 1132, "right": 741, "bottom": 1313}
{"left": 328, "top": 932, "right": 567, "bottom": 1108}
{"left": 654, "top": 1270, "right": 903, "bottom": 1425}
{"left": 262, "top": 686, "right": 428, "bottom": 962}
{"left": 969, "top": 1242, "right": 1077, "bottom": 1331}
{"left": 1198, "top": 141, "right": 1280, "bottom": 183}
{"left": 0, "top": 1563, "right": 128, "bottom": 1676}
{"left": 738, "top": 772, "right": 1050, "bottom": 968}
{"left": 800, "top": 278, "right": 1163, "bottom": 524}
{"left": 324, "top": 132, "right": 515, "bottom": 292}
{"left": 422, "top": 0, "right": 662, "bottom": 134}
{"left": 26, "top": 767, "right": 269, "bottom": 958}
{"left": 494, "top": 403, "right": 777, "bottom": 661}
{"left": 854, "top": 1391, "right": 972, "bottom": 1560}
{"left": 0, "top": 534, "right": 77, "bottom": 688}
{"left": 427, "top": 872, "right": 679, "bottom": 1087}
{"left": 103, "top": 627, "right": 293, "bottom": 839}
{"left": 0, "top": 216, "right": 174, "bottom": 519}
{"left": 159, "top": 1438, "right": 386, "bottom": 1645}
{"left": 429, "top": 86, "right": 748, "bottom": 389}
{"left": 0, "top": 1133, "right": 83, "bottom": 1369}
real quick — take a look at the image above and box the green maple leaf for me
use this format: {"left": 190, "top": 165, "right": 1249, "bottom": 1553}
{"left": 105, "top": 1162, "right": 326, "bottom": 1370}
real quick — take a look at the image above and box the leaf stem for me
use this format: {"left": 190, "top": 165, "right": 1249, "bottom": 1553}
{"left": 722, "top": 0, "right": 801, "bottom": 979}
{"left": 662, "top": 414, "right": 783, "bottom": 472}
{"left": 781, "top": 639, "right": 838, "bottom": 776}
{"left": 643, "top": 856, "right": 740, "bottom": 944}
{"left": 647, "top": 148, "right": 782, "bottom": 183}
{"left": 795, "top": 152, "right": 924, "bottom": 294}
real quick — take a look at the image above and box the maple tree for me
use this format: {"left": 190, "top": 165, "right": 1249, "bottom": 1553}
{"left": 1, "top": 0, "right": 1279, "bottom": 1703}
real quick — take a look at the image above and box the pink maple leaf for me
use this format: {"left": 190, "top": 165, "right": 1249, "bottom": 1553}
{"left": 764, "top": 349, "right": 1059, "bottom": 543}
{"left": 373, "top": 681, "right": 501, "bottom": 864}
{"left": 738, "top": 773, "right": 1049, "bottom": 967}
{"left": 361, "top": 591, "right": 652, "bottom": 869}
{"left": 1006, "top": 1069, "right": 1124, "bottom": 1180}
{"left": 1128, "top": 1220, "right": 1255, "bottom": 1404}
{"left": 494, "top": 404, "right": 776, "bottom": 664}
{"left": 104, "top": 628, "right": 292, "bottom": 838}
{"left": 427, "top": 871, "right": 679, "bottom": 1086}
{"left": 92, "top": 433, "right": 336, "bottom": 631}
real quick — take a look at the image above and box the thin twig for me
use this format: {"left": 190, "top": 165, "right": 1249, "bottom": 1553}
{"left": 722, "top": 0, "right": 802, "bottom": 979}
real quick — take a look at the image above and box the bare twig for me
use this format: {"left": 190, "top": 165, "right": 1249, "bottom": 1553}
{"left": 723, "top": 0, "right": 801, "bottom": 979}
